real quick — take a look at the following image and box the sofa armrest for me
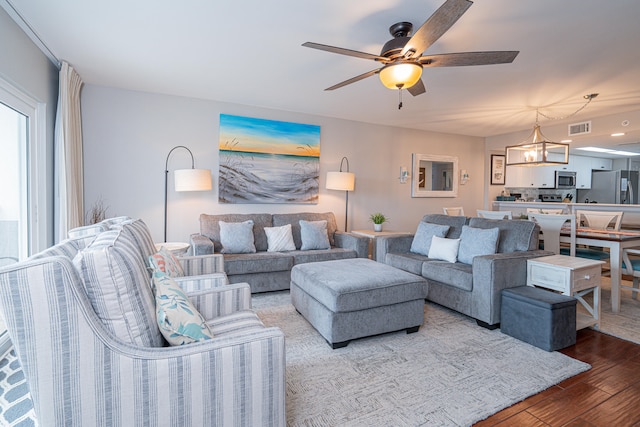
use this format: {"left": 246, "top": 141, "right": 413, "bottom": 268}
{"left": 375, "top": 235, "right": 415, "bottom": 264}
{"left": 471, "top": 249, "right": 552, "bottom": 325}
{"left": 178, "top": 253, "right": 225, "bottom": 275}
{"left": 185, "top": 282, "right": 252, "bottom": 319}
{"left": 190, "top": 233, "right": 214, "bottom": 255}
{"left": 333, "top": 231, "right": 369, "bottom": 258}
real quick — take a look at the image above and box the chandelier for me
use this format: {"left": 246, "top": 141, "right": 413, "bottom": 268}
{"left": 505, "top": 94, "right": 598, "bottom": 166}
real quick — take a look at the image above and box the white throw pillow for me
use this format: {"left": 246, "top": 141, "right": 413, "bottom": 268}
{"left": 219, "top": 220, "right": 256, "bottom": 254}
{"left": 428, "top": 236, "right": 461, "bottom": 263}
{"left": 265, "top": 224, "right": 296, "bottom": 252}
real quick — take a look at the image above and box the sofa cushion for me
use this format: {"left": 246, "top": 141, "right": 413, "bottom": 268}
{"left": 264, "top": 224, "right": 296, "bottom": 252}
{"left": 457, "top": 225, "right": 500, "bottom": 265}
{"left": 73, "top": 229, "right": 164, "bottom": 347}
{"left": 110, "top": 218, "right": 157, "bottom": 260}
{"left": 410, "top": 222, "right": 450, "bottom": 256}
{"left": 200, "top": 213, "right": 273, "bottom": 252}
{"left": 291, "top": 248, "right": 357, "bottom": 265}
{"left": 153, "top": 271, "right": 213, "bottom": 345}
{"left": 384, "top": 252, "right": 427, "bottom": 275}
{"left": 219, "top": 220, "right": 257, "bottom": 254}
{"left": 428, "top": 236, "right": 460, "bottom": 263}
{"left": 223, "top": 252, "right": 293, "bottom": 275}
{"left": 421, "top": 261, "right": 473, "bottom": 292}
{"left": 468, "top": 217, "right": 538, "bottom": 252}
{"left": 272, "top": 212, "right": 338, "bottom": 248}
{"left": 300, "top": 220, "right": 331, "bottom": 250}
{"left": 421, "top": 214, "right": 469, "bottom": 239}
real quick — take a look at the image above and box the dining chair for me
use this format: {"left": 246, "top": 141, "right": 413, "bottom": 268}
{"left": 622, "top": 248, "right": 640, "bottom": 300}
{"left": 528, "top": 213, "right": 576, "bottom": 256}
{"left": 477, "top": 209, "right": 512, "bottom": 219}
{"left": 575, "top": 210, "right": 623, "bottom": 230}
{"left": 443, "top": 207, "right": 465, "bottom": 216}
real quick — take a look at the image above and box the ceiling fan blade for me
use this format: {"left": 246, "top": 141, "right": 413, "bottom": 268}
{"left": 325, "top": 69, "right": 380, "bottom": 91}
{"left": 419, "top": 51, "right": 519, "bottom": 67}
{"left": 302, "top": 42, "right": 387, "bottom": 62}
{"left": 407, "top": 79, "right": 426, "bottom": 96}
{"left": 401, "top": 0, "right": 473, "bottom": 58}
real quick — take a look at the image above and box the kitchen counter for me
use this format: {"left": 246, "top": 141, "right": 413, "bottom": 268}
{"left": 492, "top": 201, "right": 640, "bottom": 227}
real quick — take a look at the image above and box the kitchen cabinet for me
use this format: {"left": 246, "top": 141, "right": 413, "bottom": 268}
{"left": 567, "top": 156, "right": 613, "bottom": 189}
{"left": 505, "top": 165, "right": 555, "bottom": 188}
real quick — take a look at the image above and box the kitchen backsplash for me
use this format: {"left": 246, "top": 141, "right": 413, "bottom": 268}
{"left": 504, "top": 188, "right": 577, "bottom": 202}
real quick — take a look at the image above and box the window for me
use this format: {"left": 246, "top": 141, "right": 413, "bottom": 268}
{"left": 0, "top": 77, "right": 47, "bottom": 345}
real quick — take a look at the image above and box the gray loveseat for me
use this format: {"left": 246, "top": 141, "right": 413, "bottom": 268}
{"left": 377, "top": 214, "right": 549, "bottom": 328}
{"left": 191, "top": 212, "right": 369, "bottom": 293}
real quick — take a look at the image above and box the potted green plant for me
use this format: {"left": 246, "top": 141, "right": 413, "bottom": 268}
{"left": 369, "top": 212, "right": 388, "bottom": 232}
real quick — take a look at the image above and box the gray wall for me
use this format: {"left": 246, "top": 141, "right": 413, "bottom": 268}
{"left": 81, "top": 85, "right": 486, "bottom": 243}
{"left": 0, "top": 7, "right": 59, "bottom": 246}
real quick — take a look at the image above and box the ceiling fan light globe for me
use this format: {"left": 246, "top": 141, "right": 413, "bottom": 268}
{"left": 379, "top": 62, "right": 423, "bottom": 90}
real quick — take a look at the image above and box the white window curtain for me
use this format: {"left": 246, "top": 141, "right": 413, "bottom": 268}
{"left": 54, "top": 61, "right": 84, "bottom": 241}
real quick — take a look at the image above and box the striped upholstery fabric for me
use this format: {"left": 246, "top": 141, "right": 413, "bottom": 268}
{"left": 28, "top": 237, "right": 82, "bottom": 260}
{"left": 73, "top": 228, "right": 164, "bottom": 347}
{"left": 184, "top": 282, "right": 251, "bottom": 319}
{"left": 0, "top": 257, "right": 286, "bottom": 426}
{"left": 67, "top": 222, "right": 108, "bottom": 239}
{"left": 111, "top": 218, "right": 157, "bottom": 260}
{"left": 178, "top": 254, "right": 225, "bottom": 276}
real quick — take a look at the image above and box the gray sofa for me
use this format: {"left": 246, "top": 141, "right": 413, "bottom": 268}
{"left": 377, "top": 214, "right": 549, "bottom": 328}
{"left": 191, "top": 212, "right": 369, "bottom": 293}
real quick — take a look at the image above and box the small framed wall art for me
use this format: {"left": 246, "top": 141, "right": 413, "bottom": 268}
{"left": 490, "top": 154, "right": 506, "bottom": 186}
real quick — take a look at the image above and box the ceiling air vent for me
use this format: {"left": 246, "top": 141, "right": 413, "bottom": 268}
{"left": 568, "top": 121, "right": 591, "bottom": 136}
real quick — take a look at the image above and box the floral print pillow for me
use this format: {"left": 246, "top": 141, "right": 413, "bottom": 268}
{"left": 149, "top": 246, "right": 184, "bottom": 277}
{"left": 152, "top": 271, "right": 213, "bottom": 345}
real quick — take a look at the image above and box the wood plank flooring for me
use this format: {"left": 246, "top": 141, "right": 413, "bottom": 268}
{"left": 475, "top": 329, "right": 640, "bottom": 426}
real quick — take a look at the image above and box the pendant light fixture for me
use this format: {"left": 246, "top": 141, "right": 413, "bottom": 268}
{"left": 505, "top": 94, "right": 598, "bottom": 167}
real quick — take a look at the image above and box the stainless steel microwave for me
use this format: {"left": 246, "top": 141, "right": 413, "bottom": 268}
{"left": 555, "top": 171, "right": 576, "bottom": 189}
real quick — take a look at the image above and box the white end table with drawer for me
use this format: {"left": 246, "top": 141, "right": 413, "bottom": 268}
{"left": 527, "top": 255, "right": 604, "bottom": 330}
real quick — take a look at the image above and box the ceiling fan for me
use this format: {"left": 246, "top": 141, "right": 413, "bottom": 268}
{"left": 302, "top": 0, "right": 519, "bottom": 101}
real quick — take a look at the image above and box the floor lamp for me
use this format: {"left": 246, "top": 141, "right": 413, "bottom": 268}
{"left": 164, "top": 145, "right": 212, "bottom": 242}
{"left": 326, "top": 157, "right": 355, "bottom": 232}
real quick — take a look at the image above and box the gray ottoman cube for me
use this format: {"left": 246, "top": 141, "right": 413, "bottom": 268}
{"left": 290, "top": 258, "right": 428, "bottom": 348}
{"left": 501, "top": 286, "right": 577, "bottom": 351}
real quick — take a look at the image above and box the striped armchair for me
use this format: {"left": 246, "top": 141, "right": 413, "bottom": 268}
{"left": 0, "top": 219, "right": 286, "bottom": 426}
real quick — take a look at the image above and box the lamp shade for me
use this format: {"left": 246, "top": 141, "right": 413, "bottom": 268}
{"left": 379, "top": 62, "right": 423, "bottom": 89}
{"left": 174, "top": 168, "right": 212, "bottom": 192}
{"left": 326, "top": 171, "right": 355, "bottom": 191}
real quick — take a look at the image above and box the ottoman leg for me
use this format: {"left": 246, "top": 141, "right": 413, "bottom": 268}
{"left": 406, "top": 326, "right": 420, "bottom": 334}
{"left": 331, "top": 340, "right": 350, "bottom": 349}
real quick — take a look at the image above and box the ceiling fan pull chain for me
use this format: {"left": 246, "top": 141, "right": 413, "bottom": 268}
{"left": 398, "top": 87, "right": 403, "bottom": 110}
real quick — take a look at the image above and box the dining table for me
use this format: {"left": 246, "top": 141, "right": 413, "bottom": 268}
{"left": 560, "top": 227, "right": 640, "bottom": 313}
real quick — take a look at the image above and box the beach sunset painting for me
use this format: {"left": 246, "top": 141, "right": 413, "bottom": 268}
{"left": 218, "top": 114, "right": 321, "bottom": 204}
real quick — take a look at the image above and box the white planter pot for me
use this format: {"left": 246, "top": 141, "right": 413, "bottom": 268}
{"left": 374, "top": 223, "right": 383, "bottom": 232}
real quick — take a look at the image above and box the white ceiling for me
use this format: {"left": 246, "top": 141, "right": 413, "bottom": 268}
{"left": 6, "top": 0, "right": 640, "bottom": 146}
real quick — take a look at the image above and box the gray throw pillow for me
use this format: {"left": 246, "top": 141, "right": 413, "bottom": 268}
{"left": 299, "top": 220, "right": 331, "bottom": 250}
{"left": 457, "top": 225, "right": 500, "bottom": 265}
{"left": 219, "top": 220, "right": 256, "bottom": 254}
{"left": 410, "top": 222, "right": 451, "bottom": 256}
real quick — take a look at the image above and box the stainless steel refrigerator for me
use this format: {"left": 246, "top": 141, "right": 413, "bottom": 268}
{"left": 577, "top": 170, "right": 639, "bottom": 204}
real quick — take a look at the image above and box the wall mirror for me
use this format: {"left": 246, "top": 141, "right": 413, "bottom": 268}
{"left": 411, "top": 154, "right": 459, "bottom": 198}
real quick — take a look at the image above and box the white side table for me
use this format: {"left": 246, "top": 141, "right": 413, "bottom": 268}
{"left": 527, "top": 254, "right": 604, "bottom": 330}
{"left": 154, "top": 242, "right": 190, "bottom": 256}
{"left": 351, "top": 230, "right": 412, "bottom": 260}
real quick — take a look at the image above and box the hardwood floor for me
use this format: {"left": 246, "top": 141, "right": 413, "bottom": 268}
{"left": 475, "top": 329, "right": 640, "bottom": 426}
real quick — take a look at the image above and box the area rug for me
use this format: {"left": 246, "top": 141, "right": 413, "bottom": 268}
{"left": 0, "top": 349, "right": 37, "bottom": 426}
{"left": 583, "top": 277, "right": 640, "bottom": 345}
{"left": 253, "top": 291, "right": 591, "bottom": 427}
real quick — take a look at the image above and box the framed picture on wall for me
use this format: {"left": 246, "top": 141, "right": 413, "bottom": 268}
{"left": 491, "top": 154, "right": 506, "bottom": 185}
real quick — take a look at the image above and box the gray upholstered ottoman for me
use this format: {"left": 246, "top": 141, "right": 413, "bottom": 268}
{"left": 290, "top": 258, "right": 428, "bottom": 348}
{"left": 501, "top": 286, "right": 577, "bottom": 351}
